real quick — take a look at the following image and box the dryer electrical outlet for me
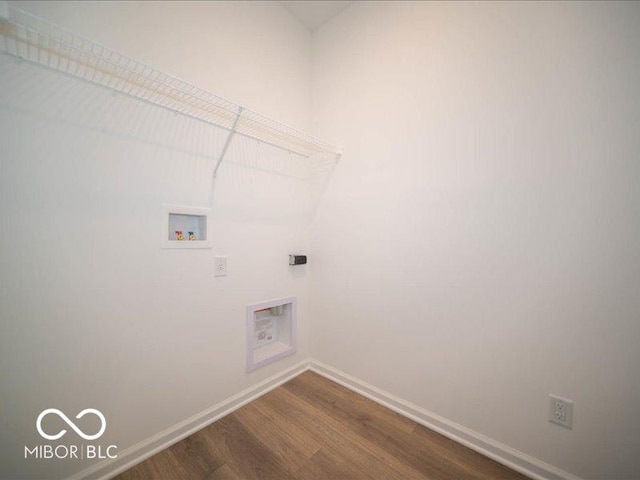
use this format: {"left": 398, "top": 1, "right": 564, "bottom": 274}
{"left": 549, "top": 394, "right": 573, "bottom": 429}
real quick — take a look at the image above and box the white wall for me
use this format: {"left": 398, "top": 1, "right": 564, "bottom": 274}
{"left": 310, "top": 2, "right": 640, "bottom": 479}
{"left": 3, "top": 2, "right": 640, "bottom": 479}
{"left": 12, "top": 0, "right": 310, "bottom": 128}
{"left": 0, "top": 2, "right": 312, "bottom": 479}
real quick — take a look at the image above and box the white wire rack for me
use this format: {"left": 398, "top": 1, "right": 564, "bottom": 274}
{"left": 0, "top": 3, "right": 342, "bottom": 161}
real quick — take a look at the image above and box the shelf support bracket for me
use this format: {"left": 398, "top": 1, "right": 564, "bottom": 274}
{"left": 213, "top": 106, "right": 243, "bottom": 179}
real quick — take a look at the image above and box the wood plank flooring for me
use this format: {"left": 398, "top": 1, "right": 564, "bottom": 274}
{"left": 115, "top": 371, "right": 529, "bottom": 480}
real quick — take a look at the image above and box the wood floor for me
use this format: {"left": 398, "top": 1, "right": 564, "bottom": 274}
{"left": 115, "top": 371, "right": 529, "bottom": 480}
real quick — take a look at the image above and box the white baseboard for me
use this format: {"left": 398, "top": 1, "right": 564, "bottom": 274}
{"left": 309, "top": 360, "right": 583, "bottom": 480}
{"left": 68, "top": 358, "right": 582, "bottom": 480}
{"left": 68, "top": 360, "right": 311, "bottom": 480}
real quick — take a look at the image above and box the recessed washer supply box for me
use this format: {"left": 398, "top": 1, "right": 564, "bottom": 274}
{"left": 162, "top": 205, "right": 212, "bottom": 249}
{"left": 246, "top": 296, "right": 296, "bottom": 372}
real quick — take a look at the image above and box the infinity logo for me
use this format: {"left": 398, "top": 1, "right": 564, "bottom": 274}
{"left": 36, "top": 409, "right": 106, "bottom": 441}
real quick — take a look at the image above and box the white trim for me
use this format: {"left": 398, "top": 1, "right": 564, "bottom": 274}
{"left": 68, "top": 360, "right": 311, "bottom": 480}
{"left": 309, "top": 360, "right": 583, "bottom": 480}
{"left": 68, "top": 358, "right": 584, "bottom": 480}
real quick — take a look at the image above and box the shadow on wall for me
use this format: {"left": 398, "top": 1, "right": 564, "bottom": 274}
{"left": 0, "top": 53, "right": 339, "bottom": 224}
{"left": 216, "top": 138, "right": 339, "bottom": 224}
{"left": 0, "top": 50, "right": 331, "bottom": 480}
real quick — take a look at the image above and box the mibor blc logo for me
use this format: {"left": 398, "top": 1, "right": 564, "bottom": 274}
{"left": 37, "top": 408, "right": 106, "bottom": 440}
{"left": 25, "top": 408, "right": 117, "bottom": 460}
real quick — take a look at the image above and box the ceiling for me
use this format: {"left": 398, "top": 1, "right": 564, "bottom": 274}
{"left": 279, "top": 1, "right": 353, "bottom": 32}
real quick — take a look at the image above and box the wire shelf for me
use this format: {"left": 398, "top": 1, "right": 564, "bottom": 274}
{"left": 0, "top": 4, "right": 342, "bottom": 158}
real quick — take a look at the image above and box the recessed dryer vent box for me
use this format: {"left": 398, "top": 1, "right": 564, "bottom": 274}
{"left": 246, "top": 296, "right": 296, "bottom": 372}
{"left": 162, "top": 205, "right": 212, "bottom": 249}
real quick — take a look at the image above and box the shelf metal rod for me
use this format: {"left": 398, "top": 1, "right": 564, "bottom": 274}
{"left": 0, "top": 4, "right": 342, "bottom": 157}
{"left": 213, "top": 107, "right": 243, "bottom": 178}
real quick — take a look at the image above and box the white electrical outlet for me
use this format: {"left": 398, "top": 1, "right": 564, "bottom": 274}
{"left": 549, "top": 394, "right": 573, "bottom": 429}
{"left": 214, "top": 256, "right": 227, "bottom": 277}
